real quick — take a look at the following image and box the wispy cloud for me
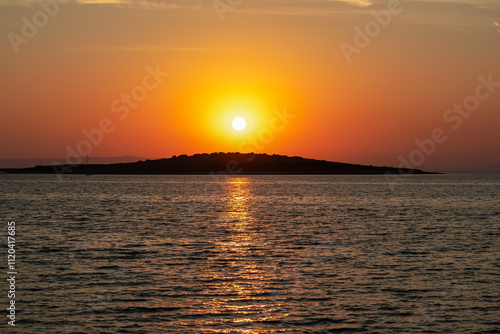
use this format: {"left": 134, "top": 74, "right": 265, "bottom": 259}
{"left": 1, "top": 0, "right": 498, "bottom": 11}
{"left": 75, "top": 0, "right": 204, "bottom": 10}
{"left": 1, "top": 0, "right": 499, "bottom": 29}
{"left": 76, "top": 0, "right": 127, "bottom": 4}
{"left": 60, "top": 44, "right": 239, "bottom": 53}
{"left": 340, "top": 0, "right": 372, "bottom": 6}
{"left": 494, "top": 20, "right": 500, "bottom": 34}
{"left": 0, "top": 0, "right": 204, "bottom": 9}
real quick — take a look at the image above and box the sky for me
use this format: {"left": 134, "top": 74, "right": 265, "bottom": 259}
{"left": 1, "top": 0, "right": 499, "bottom": 171}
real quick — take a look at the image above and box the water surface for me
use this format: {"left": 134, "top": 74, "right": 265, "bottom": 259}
{"left": 1, "top": 174, "right": 499, "bottom": 333}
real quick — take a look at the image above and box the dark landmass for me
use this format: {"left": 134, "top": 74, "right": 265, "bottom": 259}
{"left": 0, "top": 156, "right": 145, "bottom": 169}
{"left": 1, "top": 152, "right": 436, "bottom": 175}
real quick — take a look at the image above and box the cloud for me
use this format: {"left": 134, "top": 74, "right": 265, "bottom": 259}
{"left": 0, "top": 0, "right": 497, "bottom": 12}
{"left": 63, "top": 44, "right": 239, "bottom": 53}
{"left": 1, "top": 0, "right": 498, "bottom": 30}
{"left": 336, "top": 0, "right": 372, "bottom": 6}
{"left": 495, "top": 21, "right": 500, "bottom": 34}
{"left": 0, "top": 0, "right": 204, "bottom": 9}
{"left": 394, "top": 0, "right": 500, "bottom": 30}
{"left": 76, "top": 0, "right": 127, "bottom": 4}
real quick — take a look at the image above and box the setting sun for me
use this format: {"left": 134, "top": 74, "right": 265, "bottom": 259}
{"left": 232, "top": 117, "right": 247, "bottom": 131}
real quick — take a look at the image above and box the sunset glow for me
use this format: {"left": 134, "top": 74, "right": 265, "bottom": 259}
{"left": 1, "top": 0, "right": 499, "bottom": 171}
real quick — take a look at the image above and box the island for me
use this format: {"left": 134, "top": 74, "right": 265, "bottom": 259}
{"left": 1, "top": 153, "right": 435, "bottom": 175}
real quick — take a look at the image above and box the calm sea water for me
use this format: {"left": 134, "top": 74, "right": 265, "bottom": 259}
{"left": 0, "top": 174, "right": 499, "bottom": 333}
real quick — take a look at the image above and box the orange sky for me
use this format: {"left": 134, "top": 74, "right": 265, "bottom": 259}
{"left": 1, "top": 0, "right": 499, "bottom": 171}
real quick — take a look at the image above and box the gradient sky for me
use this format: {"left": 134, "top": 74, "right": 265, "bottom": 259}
{"left": 1, "top": 0, "right": 499, "bottom": 171}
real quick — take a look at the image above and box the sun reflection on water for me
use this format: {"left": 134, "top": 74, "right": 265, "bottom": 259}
{"left": 200, "top": 177, "right": 285, "bottom": 333}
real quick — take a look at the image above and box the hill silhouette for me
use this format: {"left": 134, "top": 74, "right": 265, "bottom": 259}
{"left": 3, "top": 153, "right": 433, "bottom": 175}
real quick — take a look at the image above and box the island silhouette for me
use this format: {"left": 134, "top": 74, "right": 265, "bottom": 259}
{"left": 3, "top": 153, "right": 434, "bottom": 175}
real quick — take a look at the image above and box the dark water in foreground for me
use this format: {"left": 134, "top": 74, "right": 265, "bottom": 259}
{"left": 0, "top": 174, "right": 499, "bottom": 333}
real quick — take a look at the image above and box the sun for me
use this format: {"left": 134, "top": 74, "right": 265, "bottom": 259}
{"left": 232, "top": 117, "right": 247, "bottom": 131}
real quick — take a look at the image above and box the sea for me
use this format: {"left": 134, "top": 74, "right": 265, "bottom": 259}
{"left": 0, "top": 173, "right": 499, "bottom": 333}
